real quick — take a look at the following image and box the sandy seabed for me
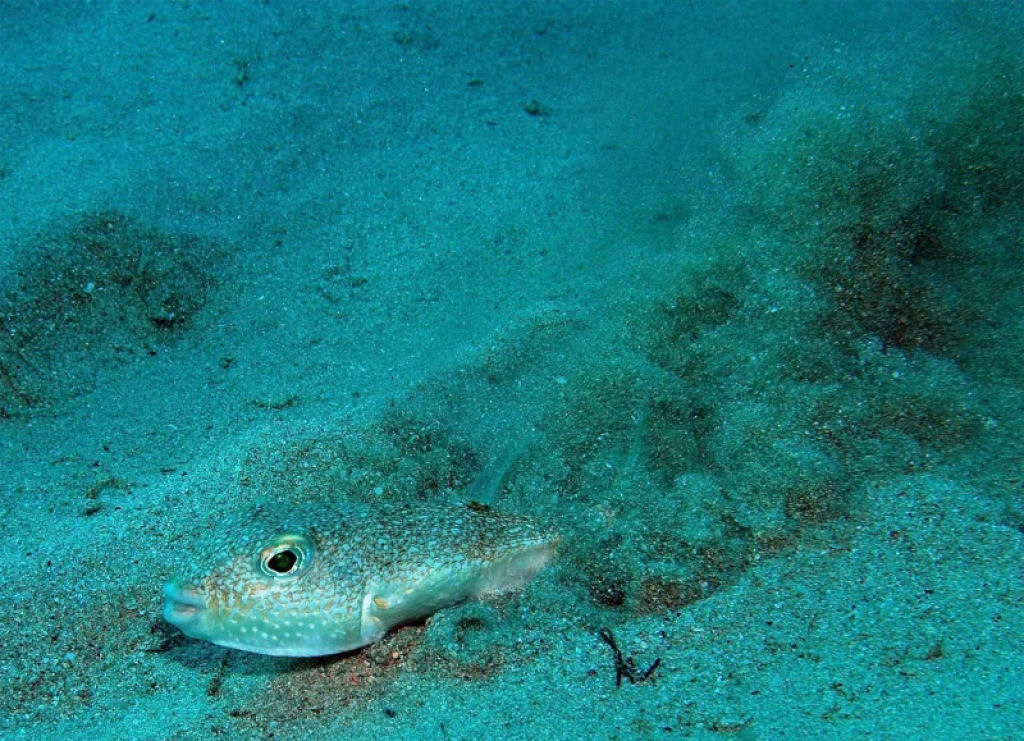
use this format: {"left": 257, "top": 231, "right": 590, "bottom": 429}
{"left": 1, "top": 2, "right": 1021, "bottom": 739}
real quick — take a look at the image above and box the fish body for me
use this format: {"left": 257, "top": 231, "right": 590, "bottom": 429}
{"left": 163, "top": 499, "right": 556, "bottom": 656}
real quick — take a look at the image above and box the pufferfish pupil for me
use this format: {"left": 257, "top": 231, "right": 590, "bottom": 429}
{"left": 267, "top": 549, "right": 297, "bottom": 574}
{"left": 163, "top": 499, "right": 558, "bottom": 657}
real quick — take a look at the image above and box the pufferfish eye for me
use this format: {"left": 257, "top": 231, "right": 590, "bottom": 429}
{"left": 256, "top": 533, "right": 314, "bottom": 578}
{"left": 267, "top": 549, "right": 297, "bottom": 573}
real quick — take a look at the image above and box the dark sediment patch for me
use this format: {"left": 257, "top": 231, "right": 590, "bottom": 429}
{"left": 237, "top": 410, "right": 482, "bottom": 507}
{"left": 528, "top": 45, "right": 1022, "bottom": 624}
{"left": 0, "top": 211, "right": 226, "bottom": 411}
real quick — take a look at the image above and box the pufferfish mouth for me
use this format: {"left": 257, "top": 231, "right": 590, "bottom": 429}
{"left": 163, "top": 581, "right": 208, "bottom": 629}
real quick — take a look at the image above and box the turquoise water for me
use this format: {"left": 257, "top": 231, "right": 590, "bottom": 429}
{"left": 1, "top": 2, "right": 1021, "bottom": 739}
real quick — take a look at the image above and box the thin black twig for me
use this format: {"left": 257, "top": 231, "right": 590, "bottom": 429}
{"left": 598, "top": 627, "right": 661, "bottom": 688}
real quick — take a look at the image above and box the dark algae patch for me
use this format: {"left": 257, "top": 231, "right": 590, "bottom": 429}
{"left": 0, "top": 211, "right": 226, "bottom": 409}
{"left": 498, "top": 41, "right": 1023, "bottom": 627}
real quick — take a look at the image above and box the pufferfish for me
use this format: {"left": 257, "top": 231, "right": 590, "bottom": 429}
{"left": 162, "top": 499, "right": 557, "bottom": 656}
